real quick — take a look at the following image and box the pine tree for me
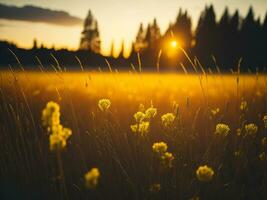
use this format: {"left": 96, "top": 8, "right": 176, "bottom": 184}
{"left": 32, "top": 38, "right": 38, "bottom": 49}
{"left": 150, "top": 18, "right": 161, "bottom": 47}
{"left": 79, "top": 10, "right": 101, "bottom": 53}
{"left": 134, "top": 23, "right": 147, "bottom": 52}
{"left": 118, "top": 40, "right": 125, "bottom": 58}
{"left": 194, "top": 5, "right": 218, "bottom": 64}
{"left": 110, "top": 40, "right": 114, "bottom": 57}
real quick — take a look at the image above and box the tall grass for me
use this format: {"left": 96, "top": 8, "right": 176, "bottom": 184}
{"left": 0, "top": 66, "right": 267, "bottom": 200}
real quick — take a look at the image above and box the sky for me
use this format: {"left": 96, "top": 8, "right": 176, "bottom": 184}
{"left": 0, "top": 0, "right": 266, "bottom": 56}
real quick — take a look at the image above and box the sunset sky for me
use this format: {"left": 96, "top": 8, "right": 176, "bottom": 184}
{"left": 0, "top": 0, "right": 266, "bottom": 56}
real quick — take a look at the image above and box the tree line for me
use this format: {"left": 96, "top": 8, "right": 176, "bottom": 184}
{"left": 0, "top": 5, "right": 266, "bottom": 72}
{"left": 128, "top": 5, "right": 267, "bottom": 72}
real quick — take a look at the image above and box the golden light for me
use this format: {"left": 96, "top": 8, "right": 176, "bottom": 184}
{"left": 170, "top": 40, "right": 178, "bottom": 48}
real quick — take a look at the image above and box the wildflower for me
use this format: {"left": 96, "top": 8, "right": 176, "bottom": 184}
{"left": 152, "top": 142, "right": 168, "bottom": 154}
{"left": 259, "top": 152, "right": 267, "bottom": 161}
{"left": 196, "top": 165, "right": 214, "bottom": 182}
{"left": 263, "top": 115, "right": 267, "bottom": 128}
{"left": 131, "top": 121, "right": 150, "bottom": 136}
{"left": 149, "top": 183, "right": 161, "bottom": 193}
{"left": 134, "top": 111, "right": 146, "bottom": 123}
{"left": 245, "top": 123, "right": 258, "bottom": 136}
{"left": 211, "top": 108, "right": 220, "bottom": 116}
{"left": 49, "top": 133, "right": 66, "bottom": 151}
{"left": 98, "top": 99, "right": 111, "bottom": 111}
{"left": 41, "top": 101, "right": 60, "bottom": 127}
{"left": 161, "top": 113, "right": 175, "bottom": 127}
{"left": 145, "top": 107, "right": 157, "bottom": 119}
{"left": 240, "top": 100, "right": 248, "bottom": 111}
{"left": 60, "top": 127, "right": 72, "bottom": 140}
{"left": 160, "top": 152, "right": 174, "bottom": 168}
{"left": 85, "top": 168, "right": 100, "bottom": 189}
{"left": 215, "top": 123, "right": 230, "bottom": 136}
{"left": 42, "top": 101, "right": 72, "bottom": 152}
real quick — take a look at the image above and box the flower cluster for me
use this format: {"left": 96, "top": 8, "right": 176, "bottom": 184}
{"left": 134, "top": 111, "right": 146, "bottom": 123}
{"left": 149, "top": 183, "right": 161, "bottom": 193}
{"left": 130, "top": 105, "right": 157, "bottom": 136}
{"left": 98, "top": 99, "right": 111, "bottom": 111}
{"left": 240, "top": 100, "right": 248, "bottom": 111}
{"left": 42, "top": 101, "right": 72, "bottom": 152}
{"left": 152, "top": 141, "right": 174, "bottom": 168}
{"left": 145, "top": 107, "right": 157, "bottom": 119}
{"left": 42, "top": 101, "right": 60, "bottom": 128}
{"left": 130, "top": 121, "right": 150, "bottom": 136}
{"left": 196, "top": 165, "right": 214, "bottom": 182}
{"left": 152, "top": 142, "right": 168, "bottom": 154}
{"left": 245, "top": 123, "right": 258, "bottom": 136}
{"left": 215, "top": 123, "right": 230, "bottom": 136}
{"left": 161, "top": 113, "right": 175, "bottom": 128}
{"left": 211, "top": 108, "right": 220, "bottom": 116}
{"left": 259, "top": 152, "right": 267, "bottom": 161}
{"left": 84, "top": 168, "right": 100, "bottom": 189}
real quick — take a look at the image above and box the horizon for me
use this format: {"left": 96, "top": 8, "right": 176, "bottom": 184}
{"left": 0, "top": 0, "right": 266, "bottom": 56}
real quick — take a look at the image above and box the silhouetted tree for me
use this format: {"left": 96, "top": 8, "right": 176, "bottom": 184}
{"left": 32, "top": 39, "right": 38, "bottom": 49}
{"left": 240, "top": 7, "right": 261, "bottom": 69}
{"left": 79, "top": 10, "right": 101, "bottom": 53}
{"left": 149, "top": 18, "right": 161, "bottom": 48}
{"left": 194, "top": 5, "right": 217, "bottom": 67}
{"left": 110, "top": 40, "right": 114, "bottom": 57}
{"left": 134, "top": 23, "right": 147, "bottom": 52}
{"left": 118, "top": 40, "right": 125, "bottom": 58}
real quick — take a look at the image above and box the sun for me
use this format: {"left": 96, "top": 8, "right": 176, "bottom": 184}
{"left": 170, "top": 40, "right": 178, "bottom": 48}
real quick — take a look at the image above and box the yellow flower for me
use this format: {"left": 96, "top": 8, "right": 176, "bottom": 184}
{"left": 263, "top": 115, "right": 267, "bottom": 128}
{"left": 240, "top": 100, "right": 248, "bottom": 111}
{"left": 160, "top": 152, "right": 174, "bottom": 168}
{"left": 245, "top": 123, "right": 258, "bottom": 136}
{"left": 134, "top": 111, "right": 146, "bottom": 123}
{"left": 98, "top": 99, "right": 111, "bottom": 111}
{"left": 259, "top": 152, "right": 267, "bottom": 161}
{"left": 161, "top": 113, "right": 175, "bottom": 127}
{"left": 41, "top": 101, "right": 60, "bottom": 127}
{"left": 196, "top": 165, "right": 214, "bottom": 182}
{"left": 149, "top": 183, "right": 161, "bottom": 193}
{"left": 42, "top": 101, "right": 72, "bottom": 152}
{"left": 215, "top": 123, "right": 230, "bottom": 136}
{"left": 211, "top": 108, "right": 220, "bottom": 116}
{"left": 152, "top": 142, "right": 168, "bottom": 154}
{"left": 130, "top": 124, "right": 138, "bottom": 133}
{"left": 61, "top": 127, "right": 72, "bottom": 140}
{"left": 49, "top": 133, "right": 66, "bottom": 152}
{"left": 85, "top": 168, "right": 100, "bottom": 189}
{"left": 145, "top": 107, "right": 157, "bottom": 119}
{"left": 131, "top": 121, "right": 150, "bottom": 136}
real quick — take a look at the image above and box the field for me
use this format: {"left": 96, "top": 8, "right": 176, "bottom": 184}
{"left": 0, "top": 71, "right": 267, "bottom": 200}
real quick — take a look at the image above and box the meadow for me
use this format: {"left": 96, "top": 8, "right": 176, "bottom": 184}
{"left": 0, "top": 70, "right": 267, "bottom": 200}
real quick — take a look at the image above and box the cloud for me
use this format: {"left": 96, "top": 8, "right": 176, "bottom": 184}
{"left": 0, "top": 3, "right": 83, "bottom": 26}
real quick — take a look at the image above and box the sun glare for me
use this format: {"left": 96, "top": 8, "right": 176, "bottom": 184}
{"left": 170, "top": 40, "right": 177, "bottom": 48}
